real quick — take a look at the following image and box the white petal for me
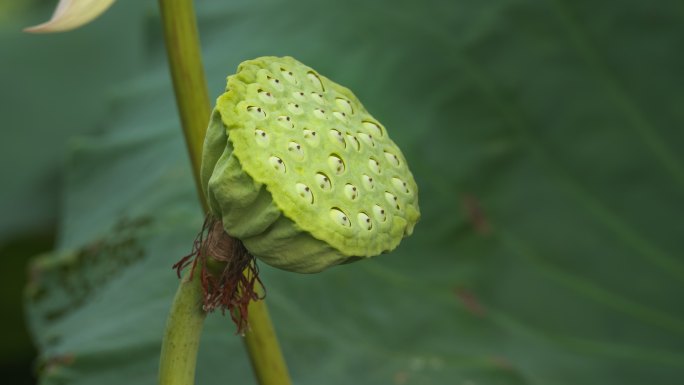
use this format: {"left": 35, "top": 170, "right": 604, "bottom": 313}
{"left": 24, "top": 0, "right": 116, "bottom": 34}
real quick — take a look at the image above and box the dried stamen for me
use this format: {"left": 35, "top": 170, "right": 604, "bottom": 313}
{"left": 173, "top": 215, "right": 265, "bottom": 334}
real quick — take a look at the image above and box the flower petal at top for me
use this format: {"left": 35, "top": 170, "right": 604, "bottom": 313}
{"left": 24, "top": 0, "right": 116, "bottom": 34}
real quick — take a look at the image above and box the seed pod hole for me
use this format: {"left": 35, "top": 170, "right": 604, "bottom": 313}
{"left": 310, "top": 92, "right": 325, "bottom": 104}
{"left": 385, "top": 151, "right": 400, "bottom": 167}
{"left": 315, "top": 172, "right": 332, "bottom": 190}
{"left": 329, "top": 129, "right": 346, "bottom": 148}
{"left": 385, "top": 191, "right": 400, "bottom": 210}
{"left": 363, "top": 121, "right": 384, "bottom": 137}
{"left": 277, "top": 115, "right": 294, "bottom": 129}
{"left": 358, "top": 132, "right": 375, "bottom": 147}
{"left": 372, "top": 204, "right": 387, "bottom": 222}
{"left": 313, "top": 108, "right": 326, "bottom": 120}
{"left": 257, "top": 89, "right": 276, "bottom": 104}
{"left": 357, "top": 212, "right": 372, "bottom": 230}
{"left": 287, "top": 103, "right": 303, "bottom": 115}
{"left": 247, "top": 106, "right": 267, "bottom": 120}
{"left": 293, "top": 91, "right": 306, "bottom": 101}
{"left": 336, "top": 98, "right": 353, "bottom": 114}
{"left": 333, "top": 111, "right": 348, "bottom": 123}
{"left": 307, "top": 71, "right": 324, "bottom": 92}
{"left": 328, "top": 154, "right": 345, "bottom": 175}
{"left": 344, "top": 183, "right": 359, "bottom": 200}
{"left": 392, "top": 177, "right": 410, "bottom": 194}
{"left": 281, "top": 68, "right": 298, "bottom": 84}
{"left": 362, "top": 174, "right": 374, "bottom": 190}
{"left": 303, "top": 129, "right": 319, "bottom": 145}
{"left": 346, "top": 134, "right": 360, "bottom": 151}
{"left": 288, "top": 141, "right": 304, "bottom": 158}
{"left": 295, "top": 183, "right": 314, "bottom": 204}
{"left": 269, "top": 156, "right": 286, "bottom": 173}
{"left": 254, "top": 129, "right": 269, "bottom": 147}
{"left": 368, "top": 157, "right": 381, "bottom": 174}
{"left": 329, "top": 207, "right": 351, "bottom": 227}
{"left": 266, "top": 75, "right": 284, "bottom": 91}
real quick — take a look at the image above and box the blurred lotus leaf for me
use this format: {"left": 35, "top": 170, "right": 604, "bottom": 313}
{"left": 21, "top": 0, "right": 684, "bottom": 384}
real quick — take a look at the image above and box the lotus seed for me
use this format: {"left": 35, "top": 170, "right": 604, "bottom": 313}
{"left": 392, "top": 177, "right": 410, "bottom": 194}
{"left": 385, "top": 152, "right": 400, "bottom": 167}
{"left": 363, "top": 121, "right": 383, "bottom": 137}
{"left": 362, "top": 174, "right": 374, "bottom": 190}
{"left": 333, "top": 111, "right": 348, "bottom": 123}
{"left": 315, "top": 172, "right": 331, "bottom": 190}
{"left": 372, "top": 204, "right": 387, "bottom": 222}
{"left": 330, "top": 208, "right": 351, "bottom": 227}
{"left": 307, "top": 72, "right": 324, "bottom": 91}
{"left": 258, "top": 89, "right": 276, "bottom": 104}
{"left": 277, "top": 116, "right": 294, "bottom": 129}
{"left": 346, "top": 134, "right": 360, "bottom": 151}
{"left": 269, "top": 156, "right": 286, "bottom": 173}
{"left": 247, "top": 106, "right": 267, "bottom": 120}
{"left": 267, "top": 75, "right": 284, "bottom": 91}
{"left": 287, "top": 103, "right": 303, "bottom": 115}
{"left": 329, "top": 129, "right": 346, "bottom": 147}
{"left": 293, "top": 91, "right": 306, "bottom": 101}
{"left": 295, "top": 183, "right": 314, "bottom": 203}
{"left": 288, "top": 141, "right": 304, "bottom": 158}
{"left": 310, "top": 92, "right": 325, "bottom": 104}
{"left": 368, "top": 158, "right": 381, "bottom": 174}
{"left": 313, "top": 108, "right": 326, "bottom": 120}
{"left": 336, "top": 98, "right": 353, "bottom": 114}
{"left": 328, "top": 155, "right": 345, "bottom": 175}
{"left": 303, "top": 129, "right": 319, "bottom": 145}
{"left": 358, "top": 132, "right": 375, "bottom": 147}
{"left": 357, "top": 212, "right": 372, "bottom": 230}
{"left": 344, "top": 184, "right": 359, "bottom": 200}
{"left": 254, "top": 129, "right": 269, "bottom": 147}
{"left": 385, "top": 191, "right": 400, "bottom": 210}
{"left": 281, "top": 68, "right": 298, "bottom": 84}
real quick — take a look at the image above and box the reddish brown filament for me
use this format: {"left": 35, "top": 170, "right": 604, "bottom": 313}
{"left": 173, "top": 215, "right": 265, "bottom": 334}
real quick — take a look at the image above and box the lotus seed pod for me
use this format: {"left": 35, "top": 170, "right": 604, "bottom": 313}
{"left": 201, "top": 56, "right": 419, "bottom": 273}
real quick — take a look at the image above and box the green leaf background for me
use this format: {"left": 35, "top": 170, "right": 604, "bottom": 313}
{"left": 3, "top": 0, "right": 683, "bottom": 384}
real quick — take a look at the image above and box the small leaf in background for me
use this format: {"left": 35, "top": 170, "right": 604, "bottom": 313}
{"left": 24, "top": 0, "right": 116, "bottom": 33}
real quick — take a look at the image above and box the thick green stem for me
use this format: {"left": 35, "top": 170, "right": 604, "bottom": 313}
{"left": 157, "top": 0, "right": 211, "bottom": 209}
{"left": 159, "top": 272, "right": 206, "bottom": 385}
{"left": 243, "top": 298, "right": 291, "bottom": 385}
{"left": 157, "top": 0, "right": 291, "bottom": 384}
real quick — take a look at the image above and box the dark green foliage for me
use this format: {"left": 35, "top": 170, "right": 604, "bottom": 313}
{"left": 8, "top": 0, "right": 684, "bottom": 384}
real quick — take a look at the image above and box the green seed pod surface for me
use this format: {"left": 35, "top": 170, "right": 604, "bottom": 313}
{"left": 201, "top": 56, "right": 419, "bottom": 273}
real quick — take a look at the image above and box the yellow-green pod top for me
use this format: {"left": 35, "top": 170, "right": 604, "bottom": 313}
{"left": 201, "top": 56, "right": 419, "bottom": 273}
